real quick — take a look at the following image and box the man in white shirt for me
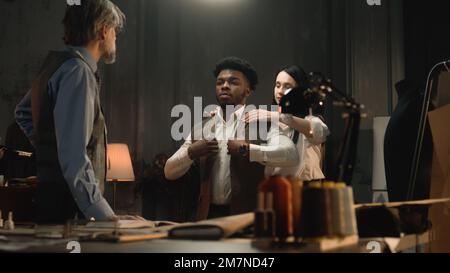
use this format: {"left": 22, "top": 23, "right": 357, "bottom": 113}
{"left": 164, "top": 57, "right": 298, "bottom": 220}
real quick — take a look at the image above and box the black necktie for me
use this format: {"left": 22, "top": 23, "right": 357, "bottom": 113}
{"left": 94, "top": 70, "right": 102, "bottom": 92}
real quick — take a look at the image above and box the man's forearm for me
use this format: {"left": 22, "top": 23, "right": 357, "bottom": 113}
{"left": 249, "top": 135, "right": 299, "bottom": 167}
{"left": 82, "top": 196, "right": 115, "bottom": 221}
{"left": 54, "top": 62, "right": 114, "bottom": 220}
{"left": 282, "top": 115, "right": 314, "bottom": 138}
{"left": 164, "top": 147, "right": 194, "bottom": 181}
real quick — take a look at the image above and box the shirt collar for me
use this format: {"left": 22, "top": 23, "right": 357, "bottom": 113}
{"left": 216, "top": 104, "right": 246, "bottom": 124}
{"left": 67, "top": 46, "right": 98, "bottom": 73}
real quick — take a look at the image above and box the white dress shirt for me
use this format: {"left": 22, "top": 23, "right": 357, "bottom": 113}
{"left": 266, "top": 115, "right": 330, "bottom": 180}
{"left": 210, "top": 106, "right": 244, "bottom": 204}
{"left": 164, "top": 105, "right": 299, "bottom": 205}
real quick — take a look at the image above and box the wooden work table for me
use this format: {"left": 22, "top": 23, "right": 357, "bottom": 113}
{"left": 1, "top": 233, "right": 430, "bottom": 253}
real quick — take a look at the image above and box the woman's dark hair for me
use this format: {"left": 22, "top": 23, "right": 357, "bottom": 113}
{"left": 280, "top": 65, "right": 309, "bottom": 91}
{"left": 213, "top": 57, "right": 259, "bottom": 91}
{"left": 62, "top": 0, "right": 126, "bottom": 46}
{"left": 274, "top": 65, "right": 325, "bottom": 119}
{"left": 275, "top": 66, "right": 326, "bottom": 144}
{"left": 272, "top": 65, "right": 309, "bottom": 105}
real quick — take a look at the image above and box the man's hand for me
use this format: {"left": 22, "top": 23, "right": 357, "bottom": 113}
{"left": 187, "top": 139, "right": 219, "bottom": 160}
{"left": 227, "top": 140, "right": 249, "bottom": 157}
{"left": 243, "top": 109, "right": 279, "bottom": 124}
{"left": 108, "top": 215, "right": 147, "bottom": 221}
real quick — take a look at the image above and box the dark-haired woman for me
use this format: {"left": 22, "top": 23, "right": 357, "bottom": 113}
{"left": 244, "top": 65, "right": 329, "bottom": 181}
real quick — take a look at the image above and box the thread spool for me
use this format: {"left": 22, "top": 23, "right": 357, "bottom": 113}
{"left": 331, "top": 182, "right": 358, "bottom": 236}
{"left": 342, "top": 184, "right": 358, "bottom": 236}
{"left": 298, "top": 182, "right": 357, "bottom": 239}
{"left": 286, "top": 176, "right": 303, "bottom": 240}
{"left": 265, "top": 192, "right": 275, "bottom": 238}
{"left": 4, "top": 211, "right": 14, "bottom": 230}
{"left": 299, "top": 185, "right": 328, "bottom": 237}
{"left": 254, "top": 192, "right": 266, "bottom": 238}
{"left": 259, "top": 176, "right": 293, "bottom": 241}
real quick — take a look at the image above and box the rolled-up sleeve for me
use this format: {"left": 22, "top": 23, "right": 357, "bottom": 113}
{"left": 249, "top": 126, "right": 299, "bottom": 167}
{"left": 53, "top": 60, "right": 114, "bottom": 221}
{"left": 15, "top": 89, "right": 34, "bottom": 144}
{"left": 306, "top": 116, "right": 330, "bottom": 146}
{"left": 164, "top": 135, "right": 194, "bottom": 181}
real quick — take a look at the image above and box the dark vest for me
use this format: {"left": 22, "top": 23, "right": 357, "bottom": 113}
{"left": 194, "top": 117, "right": 268, "bottom": 220}
{"left": 31, "top": 50, "right": 107, "bottom": 224}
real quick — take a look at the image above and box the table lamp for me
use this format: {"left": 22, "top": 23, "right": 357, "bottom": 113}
{"left": 106, "top": 144, "right": 135, "bottom": 211}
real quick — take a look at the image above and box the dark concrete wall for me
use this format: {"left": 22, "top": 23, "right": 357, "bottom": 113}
{"left": 0, "top": 0, "right": 65, "bottom": 141}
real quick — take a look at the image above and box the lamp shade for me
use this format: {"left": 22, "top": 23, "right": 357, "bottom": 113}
{"left": 106, "top": 144, "right": 135, "bottom": 182}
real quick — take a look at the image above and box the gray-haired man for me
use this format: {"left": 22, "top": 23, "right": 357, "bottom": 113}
{"left": 15, "top": 0, "right": 141, "bottom": 223}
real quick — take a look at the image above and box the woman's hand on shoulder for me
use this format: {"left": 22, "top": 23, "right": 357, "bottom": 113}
{"left": 243, "top": 109, "right": 279, "bottom": 124}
